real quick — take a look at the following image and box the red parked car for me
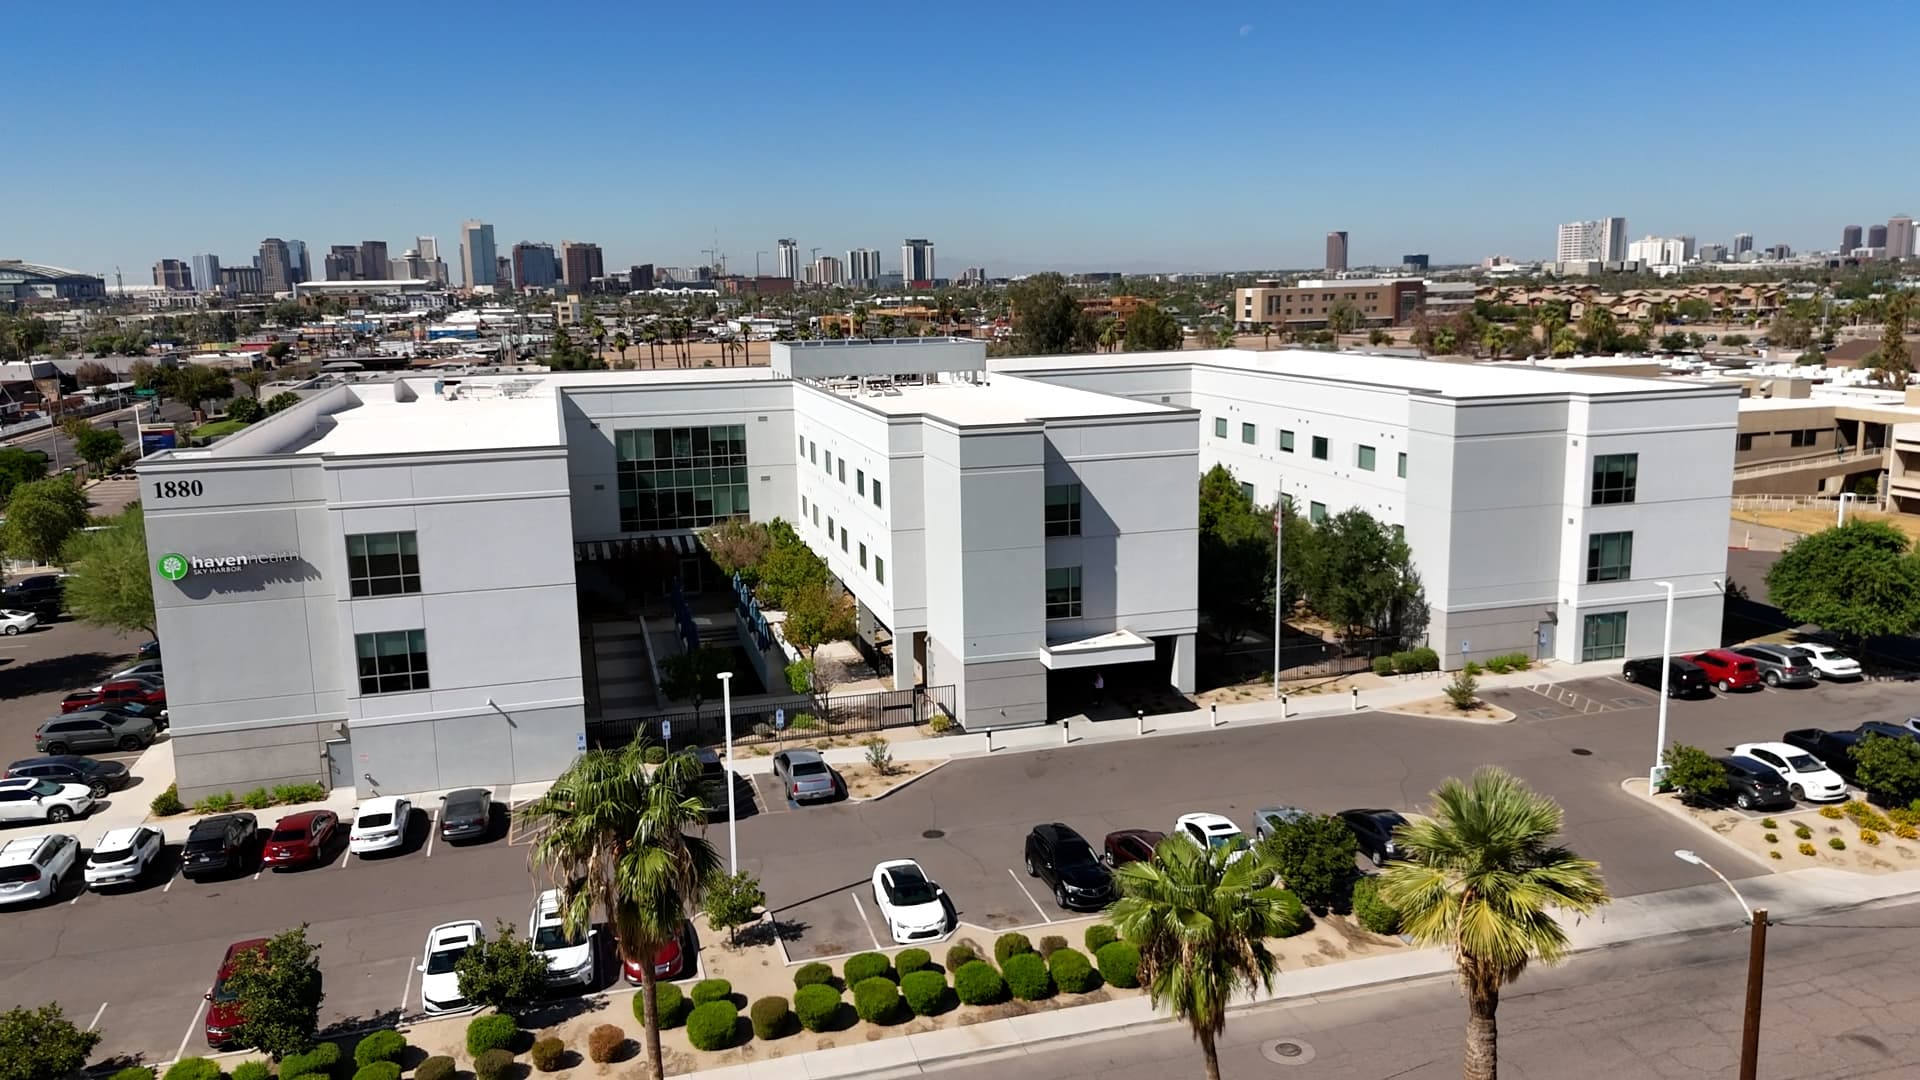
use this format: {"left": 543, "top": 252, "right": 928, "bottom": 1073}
{"left": 1685, "top": 650, "right": 1762, "bottom": 692}
{"left": 206, "top": 939, "right": 269, "bottom": 1048}
{"left": 1101, "top": 829, "right": 1166, "bottom": 868}
{"left": 262, "top": 810, "right": 340, "bottom": 871}
{"left": 60, "top": 680, "right": 166, "bottom": 714}
{"left": 622, "top": 923, "right": 690, "bottom": 984}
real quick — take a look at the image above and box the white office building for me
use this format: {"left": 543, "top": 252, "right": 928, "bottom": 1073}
{"left": 136, "top": 342, "right": 1733, "bottom": 800}
{"left": 847, "top": 248, "right": 882, "bottom": 287}
{"left": 901, "top": 239, "right": 935, "bottom": 284}
{"left": 1625, "top": 235, "right": 1697, "bottom": 267}
{"left": 1557, "top": 218, "right": 1628, "bottom": 264}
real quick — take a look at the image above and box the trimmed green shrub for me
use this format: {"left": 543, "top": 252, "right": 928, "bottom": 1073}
{"left": 1371, "top": 656, "right": 1395, "bottom": 676}
{"left": 643, "top": 744, "right": 668, "bottom": 765}
{"left": 353, "top": 1029, "right": 406, "bottom": 1068}
{"left": 686, "top": 1001, "right": 739, "bottom": 1051}
{"left": 529, "top": 1036, "right": 566, "bottom": 1072}
{"left": 635, "top": 980, "right": 687, "bottom": 1028}
{"left": 473, "top": 1049, "right": 514, "bottom": 1080}
{"left": 1084, "top": 923, "right": 1119, "bottom": 954}
{"left": 1409, "top": 647, "right": 1439, "bottom": 672}
{"left": 150, "top": 783, "right": 184, "bottom": 815}
{"left": 945, "top": 943, "right": 978, "bottom": 970}
{"left": 902, "top": 969, "right": 951, "bottom": 1015}
{"left": 414, "top": 1057, "right": 455, "bottom": 1080}
{"left": 1389, "top": 650, "right": 1416, "bottom": 674}
{"left": 1003, "top": 952, "right": 1053, "bottom": 1000}
{"left": 1097, "top": 941, "right": 1141, "bottom": 988}
{"left": 794, "top": 983, "right": 842, "bottom": 1032}
{"left": 163, "top": 1060, "right": 221, "bottom": 1080}
{"left": 750, "top": 995, "right": 792, "bottom": 1040}
{"left": 279, "top": 1042, "right": 341, "bottom": 1079}
{"left": 794, "top": 961, "right": 835, "bottom": 990}
{"left": 351, "top": 1065, "right": 401, "bottom": 1080}
{"left": 691, "top": 977, "right": 733, "bottom": 1006}
{"left": 586, "top": 1024, "right": 625, "bottom": 1064}
{"left": 895, "top": 947, "right": 933, "bottom": 976}
{"left": 194, "top": 791, "right": 237, "bottom": 813}
{"left": 110, "top": 1069, "right": 156, "bottom": 1080}
{"left": 1037, "top": 934, "right": 1067, "bottom": 958}
{"left": 1351, "top": 876, "right": 1401, "bottom": 935}
{"left": 843, "top": 951, "right": 893, "bottom": 986}
{"left": 853, "top": 976, "right": 903, "bottom": 1024}
{"left": 241, "top": 787, "right": 273, "bottom": 809}
{"left": 1049, "top": 947, "right": 1098, "bottom": 994}
{"left": 954, "top": 960, "right": 1008, "bottom": 1005}
{"left": 271, "top": 782, "right": 329, "bottom": 805}
{"left": 466, "top": 1013, "right": 518, "bottom": 1057}
{"left": 993, "top": 931, "right": 1034, "bottom": 967}
{"left": 232, "top": 1065, "right": 271, "bottom": 1080}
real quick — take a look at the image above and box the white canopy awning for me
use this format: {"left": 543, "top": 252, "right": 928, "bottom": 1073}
{"left": 1039, "top": 628, "right": 1156, "bottom": 670}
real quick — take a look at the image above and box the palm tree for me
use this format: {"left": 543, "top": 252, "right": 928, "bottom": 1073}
{"left": 1212, "top": 324, "right": 1236, "bottom": 349}
{"left": 1379, "top": 768, "right": 1609, "bottom": 1080}
{"left": 523, "top": 740, "right": 720, "bottom": 1080}
{"left": 1110, "top": 839, "right": 1306, "bottom": 1080}
{"left": 612, "top": 332, "right": 630, "bottom": 369}
{"left": 1098, "top": 321, "right": 1119, "bottom": 353}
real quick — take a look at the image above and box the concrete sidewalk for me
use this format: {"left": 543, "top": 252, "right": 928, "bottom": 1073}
{"left": 678, "top": 865, "right": 1920, "bottom": 1079}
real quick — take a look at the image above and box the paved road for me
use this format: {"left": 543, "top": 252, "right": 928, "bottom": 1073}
{"left": 1, "top": 401, "right": 190, "bottom": 472}
{"left": 930, "top": 900, "right": 1920, "bottom": 1080}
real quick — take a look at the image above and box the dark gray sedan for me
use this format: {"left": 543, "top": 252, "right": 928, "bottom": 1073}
{"left": 771, "top": 749, "right": 837, "bottom": 803}
{"left": 1730, "top": 644, "right": 1819, "bottom": 687}
{"left": 438, "top": 788, "right": 494, "bottom": 842}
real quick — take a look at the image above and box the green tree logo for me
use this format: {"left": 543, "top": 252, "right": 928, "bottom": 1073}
{"left": 156, "top": 553, "right": 190, "bottom": 581}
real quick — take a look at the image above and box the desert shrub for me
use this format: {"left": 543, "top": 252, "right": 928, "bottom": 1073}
{"left": 750, "top": 995, "right": 791, "bottom": 1040}
{"left": 1003, "top": 952, "right": 1054, "bottom": 1000}
{"left": 529, "top": 1035, "right": 567, "bottom": 1072}
{"left": 194, "top": 791, "right": 237, "bottom": 813}
{"left": 1409, "top": 646, "right": 1439, "bottom": 671}
{"left": 691, "top": 978, "right": 733, "bottom": 1006}
{"left": 414, "top": 1058, "right": 455, "bottom": 1080}
{"left": 1861, "top": 829, "right": 1881, "bottom": 846}
{"left": 902, "top": 969, "right": 951, "bottom": 1015}
{"left": 928, "top": 713, "right": 954, "bottom": 735}
{"left": 1483, "top": 655, "right": 1511, "bottom": 675}
{"left": 1819, "top": 805, "right": 1844, "bottom": 820}
{"left": 1844, "top": 800, "right": 1893, "bottom": 831}
{"left": 686, "top": 1001, "right": 739, "bottom": 1051}
{"left": 1085, "top": 923, "right": 1119, "bottom": 955}
{"left": 954, "top": 960, "right": 1008, "bottom": 1005}
{"left": 110, "top": 1070, "right": 155, "bottom": 1080}
{"left": 473, "top": 1049, "right": 514, "bottom": 1080}
{"left": 1897, "top": 823, "right": 1919, "bottom": 840}
{"left": 1798, "top": 842, "right": 1818, "bottom": 856}
{"left": 853, "top": 976, "right": 903, "bottom": 1024}
{"left": 794, "top": 961, "right": 835, "bottom": 990}
{"left": 896, "top": 947, "right": 933, "bottom": 976}
{"left": 466, "top": 1013, "right": 518, "bottom": 1057}
{"left": 994, "top": 931, "right": 1034, "bottom": 967}
{"left": 794, "top": 983, "right": 841, "bottom": 1032}
{"left": 843, "top": 952, "right": 893, "bottom": 986}
{"left": 643, "top": 744, "right": 668, "bottom": 765}
{"left": 351, "top": 1066, "right": 401, "bottom": 1080}
{"left": 634, "top": 980, "right": 687, "bottom": 1028}
{"left": 1769, "top": 851, "right": 1782, "bottom": 860}
{"left": 1763, "top": 833, "right": 1778, "bottom": 844}
{"left": 1444, "top": 669, "right": 1480, "bottom": 710}
{"left": 791, "top": 712, "right": 819, "bottom": 731}
{"left": 272, "top": 782, "right": 329, "bottom": 805}
{"left": 1661, "top": 743, "right": 1727, "bottom": 806}
{"left": 1351, "top": 876, "right": 1401, "bottom": 935}
{"left": 586, "top": 1024, "right": 625, "bottom": 1064}
{"left": 863, "top": 737, "right": 895, "bottom": 775}
{"left": 1097, "top": 941, "right": 1141, "bottom": 988}
{"left": 945, "top": 943, "right": 977, "bottom": 970}
{"left": 1049, "top": 947, "right": 1098, "bottom": 994}
{"left": 1037, "top": 934, "right": 1068, "bottom": 958}
{"left": 150, "top": 783, "right": 184, "bottom": 815}
{"left": 163, "top": 1060, "right": 221, "bottom": 1080}
{"left": 1758, "top": 817, "right": 1778, "bottom": 829}
{"left": 1794, "top": 824, "right": 1814, "bottom": 839}
{"left": 232, "top": 1064, "right": 271, "bottom": 1080}
{"left": 1389, "top": 650, "right": 1416, "bottom": 674}
{"left": 242, "top": 787, "right": 273, "bottom": 809}
{"left": 353, "top": 1029, "right": 406, "bottom": 1068}
{"left": 1371, "top": 656, "right": 1395, "bottom": 676}
{"left": 279, "top": 1042, "right": 340, "bottom": 1079}
{"left": 1830, "top": 837, "right": 1847, "bottom": 850}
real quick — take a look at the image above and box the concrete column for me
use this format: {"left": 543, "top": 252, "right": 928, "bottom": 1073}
{"left": 892, "top": 631, "right": 919, "bottom": 692}
{"left": 1170, "top": 632, "right": 1196, "bottom": 693}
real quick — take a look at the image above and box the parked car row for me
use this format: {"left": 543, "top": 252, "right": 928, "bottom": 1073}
{"left": 1623, "top": 642, "right": 1862, "bottom": 697}
{"left": 1699, "top": 722, "right": 1920, "bottom": 811}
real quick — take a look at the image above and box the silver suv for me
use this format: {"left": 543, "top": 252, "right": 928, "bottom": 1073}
{"left": 1729, "top": 644, "right": 1819, "bottom": 688}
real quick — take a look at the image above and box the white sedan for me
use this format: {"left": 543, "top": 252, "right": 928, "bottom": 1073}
{"left": 1790, "top": 643, "right": 1862, "bottom": 680}
{"left": 417, "top": 919, "right": 484, "bottom": 1014}
{"left": 871, "top": 859, "right": 950, "bottom": 944}
{"left": 0, "top": 609, "right": 39, "bottom": 635}
{"left": 1733, "top": 742, "right": 1848, "bottom": 803}
{"left": 348, "top": 796, "right": 412, "bottom": 855}
{"left": 530, "top": 888, "right": 596, "bottom": 987}
{"left": 84, "top": 825, "right": 164, "bottom": 889}
{"left": 1174, "top": 812, "right": 1252, "bottom": 864}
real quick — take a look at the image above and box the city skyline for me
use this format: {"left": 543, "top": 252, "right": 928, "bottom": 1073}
{"left": 7, "top": 2, "right": 1918, "bottom": 277}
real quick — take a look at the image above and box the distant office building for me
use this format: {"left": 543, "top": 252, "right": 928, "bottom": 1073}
{"left": 1556, "top": 218, "right": 1627, "bottom": 263}
{"left": 257, "top": 238, "right": 294, "bottom": 294}
{"left": 629, "top": 264, "right": 654, "bottom": 291}
{"left": 561, "top": 241, "right": 604, "bottom": 292}
{"left": 809, "top": 255, "right": 843, "bottom": 287}
{"left": 1764, "top": 244, "right": 1793, "bottom": 260}
{"left": 496, "top": 256, "right": 513, "bottom": 288}
{"left": 847, "top": 248, "right": 881, "bottom": 287}
{"left": 153, "top": 259, "right": 193, "bottom": 290}
{"left": 1841, "top": 225, "right": 1863, "bottom": 254}
{"left": 1732, "top": 232, "right": 1754, "bottom": 256}
{"left": 777, "top": 239, "right": 801, "bottom": 281}
{"left": 1625, "top": 235, "right": 1696, "bottom": 267}
{"left": 1233, "top": 278, "right": 1426, "bottom": 331}
{"left": 1698, "top": 243, "right": 1729, "bottom": 263}
{"left": 190, "top": 254, "right": 221, "bottom": 294}
{"left": 1888, "top": 216, "right": 1916, "bottom": 261}
{"left": 1325, "top": 231, "right": 1349, "bottom": 272}
{"left": 461, "top": 220, "right": 497, "bottom": 287}
{"left": 284, "top": 240, "right": 309, "bottom": 284}
{"left": 1400, "top": 254, "right": 1429, "bottom": 273}
{"left": 901, "top": 239, "right": 935, "bottom": 286}
{"left": 513, "top": 243, "right": 559, "bottom": 290}
{"left": 221, "top": 266, "right": 264, "bottom": 296}
{"left": 1867, "top": 224, "right": 1889, "bottom": 250}
{"left": 358, "top": 241, "right": 388, "bottom": 283}
{"left": 324, "top": 245, "right": 361, "bottom": 281}
{"left": 411, "top": 236, "right": 447, "bottom": 284}
{"left": 958, "top": 266, "right": 988, "bottom": 285}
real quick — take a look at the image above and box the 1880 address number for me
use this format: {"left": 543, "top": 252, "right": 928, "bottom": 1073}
{"left": 153, "top": 480, "right": 204, "bottom": 499}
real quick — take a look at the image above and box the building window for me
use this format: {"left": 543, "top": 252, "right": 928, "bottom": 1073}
{"left": 1311, "top": 435, "right": 1329, "bottom": 460}
{"left": 800, "top": 494, "right": 808, "bottom": 516}
{"left": 1045, "top": 483, "right": 1082, "bottom": 537}
{"left": 1240, "top": 482, "right": 1256, "bottom": 501}
{"left": 1241, "top": 422, "right": 1256, "bottom": 444}
{"left": 824, "top": 449, "right": 832, "bottom": 473}
{"left": 872, "top": 479, "right": 883, "bottom": 508}
{"left": 1591, "top": 453, "right": 1638, "bottom": 505}
{"left": 809, "top": 440, "right": 816, "bottom": 464}
{"left": 859, "top": 542, "right": 867, "bottom": 569}
{"left": 841, "top": 530, "right": 848, "bottom": 552}
{"left": 838, "top": 459, "right": 846, "bottom": 484}
{"left": 615, "top": 425, "right": 750, "bottom": 531}
{"left": 1397, "top": 452, "right": 1407, "bottom": 478}
{"left": 1213, "top": 417, "right": 1228, "bottom": 438}
{"left": 1737, "top": 433, "right": 1755, "bottom": 452}
{"left": 346, "top": 532, "right": 419, "bottom": 598}
{"left": 1310, "top": 501, "right": 1327, "bottom": 523}
{"left": 1357, "top": 445, "right": 1376, "bottom": 471}
{"left": 1586, "top": 531, "right": 1634, "bottom": 582}
{"left": 875, "top": 556, "right": 885, "bottom": 584}
{"left": 1581, "top": 611, "right": 1628, "bottom": 661}
{"left": 797, "top": 435, "right": 805, "bottom": 456}
{"left": 812, "top": 505, "right": 819, "bottom": 526}
{"left": 355, "top": 629, "right": 429, "bottom": 695}
{"left": 827, "top": 517, "right": 835, "bottom": 541}
{"left": 1045, "top": 566, "right": 1083, "bottom": 619}
{"left": 857, "top": 469, "right": 866, "bottom": 496}
{"left": 1279, "top": 429, "right": 1294, "bottom": 452}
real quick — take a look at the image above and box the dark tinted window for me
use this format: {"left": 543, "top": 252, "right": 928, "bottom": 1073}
{"left": 791, "top": 761, "right": 828, "bottom": 776}
{"left": 1055, "top": 839, "right": 1099, "bottom": 866}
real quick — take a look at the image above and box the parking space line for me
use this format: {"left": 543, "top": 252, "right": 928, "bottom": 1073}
{"left": 162, "top": 867, "right": 178, "bottom": 893}
{"left": 1006, "top": 868, "right": 1054, "bottom": 924}
{"left": 173, "top": 998, "right": 206, "bottom": 1066}
{"left": 87, "top": 1002, "right": 107, "bottom": 1031}
{"left": 400, "top": 965, "right": 414, "bottom": 1012}
{"left": 338, "top": 848, "right": 353, "bottom": 870}
{"left": 425, "top": 810, "right": 438, "bottom": 858}
{"left": 849, "top": 894, "right": 884, "bottom": 950}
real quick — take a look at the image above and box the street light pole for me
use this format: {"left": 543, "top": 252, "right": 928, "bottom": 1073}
{"left": 1675, "top": 850, "right": 1766, "bottom": 1080}
{"left": 1649, "top": 580, "right": 1676, "bottom": 787}
{"left": 1273, "top": 482, "right": 1284, "bottom": 700}
{"left": 719, "top": 671, "right": 737, "bottom": 874}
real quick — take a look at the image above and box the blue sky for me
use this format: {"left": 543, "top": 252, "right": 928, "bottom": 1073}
{"left": 6, "top": 1, "right": 1917, "bottom": 278}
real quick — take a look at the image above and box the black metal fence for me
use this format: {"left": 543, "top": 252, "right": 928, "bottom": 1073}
{"left": 1202, "top": 633, "right": 1402, "bottom": 685}
{"left": 588, "top": 684, "right": 956, "bottom": 750}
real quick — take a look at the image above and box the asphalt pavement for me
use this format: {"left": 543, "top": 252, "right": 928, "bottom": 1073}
{"left": 0, "top": 616, "right": 147, "bottom": 762}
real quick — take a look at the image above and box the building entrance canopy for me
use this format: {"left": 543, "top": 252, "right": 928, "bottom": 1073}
{"left": 1039, "top": 628, "right": 1156, "bottom": 670}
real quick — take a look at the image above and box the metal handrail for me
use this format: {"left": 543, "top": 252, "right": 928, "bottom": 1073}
{"left": 1732, "top": 447, "right": 1880, "bottom": 478}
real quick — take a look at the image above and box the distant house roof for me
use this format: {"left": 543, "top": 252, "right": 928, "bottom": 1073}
{"left": 1826, "top": 339, "right": 1920, "bottom": 368}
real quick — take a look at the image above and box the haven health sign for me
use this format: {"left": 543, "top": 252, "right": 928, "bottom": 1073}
{"left": 157, "top": 550, "right": 299, "bottom": 581}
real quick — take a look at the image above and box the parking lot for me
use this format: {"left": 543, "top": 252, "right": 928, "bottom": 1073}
{"left": 0, "top": 614, "right": 147, "bottom": 762}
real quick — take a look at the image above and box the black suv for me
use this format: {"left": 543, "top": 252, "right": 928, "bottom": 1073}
{"left": 5, "top": 756, "right": 130, "bottom": 798}
{"left": 1714, "top": 756, "right": 1793, "bottom": 811}
{"left": 181, "top": 813, "right": 259, "bottom": 880}
{"left": 1023, "top": 823, "right": 1113, "bottom": 910}
{"left": 1622, "top": 656, "right": 1710, "bottom": 697}
{"left": 1338, "top": 809, "right": 1409, "bottom": 866}
{"left": 1, "top": 574, "right": 64, "bottom": 619}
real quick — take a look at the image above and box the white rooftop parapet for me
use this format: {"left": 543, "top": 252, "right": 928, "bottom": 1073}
{"left": 771, "top": 337, "right": 986, "bottom": 380}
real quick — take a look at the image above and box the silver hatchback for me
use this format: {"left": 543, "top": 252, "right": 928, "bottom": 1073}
{"left": 771, "top": 749, "right": 838, "bottom": 803}
{"left": 1730, "top": 644, "right": 1819, "bottom": 688}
